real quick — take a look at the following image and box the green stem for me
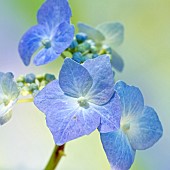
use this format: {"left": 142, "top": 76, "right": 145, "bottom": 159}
{"left": 61, "top": 53, "right": 67, "bottom": 59}
{"left": 45, "top": 144, "right": 66, "bottom": 170}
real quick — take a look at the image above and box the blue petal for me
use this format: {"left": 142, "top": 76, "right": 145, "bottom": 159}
{"left": 37, "top": 0, "right": 72, "bottom": 30}
{"left": 110, "top": 49, "right": 124, "bottom": 72}
{"left": 83, "top": 55, "right": 115, "bottom": 105}
{"left": 34, "top": 80, "right": 101, "bottom": 145}
{"left": 77, "top": 22, "right": 105, "bottom": 42}
{"left": 100, "top": 130, "right": 136, "bottom": 170}
{"left": 18, "top": 25, "right": 47, "bottom": 66}
{"left": 97, "top": 22, "right": 124, "bottom": 48}
{"left": 96, "top": 92, "right": 122, "bottom": 133}
{"left": 33, "top": 47, "right": 59, "bottom": 66}
{"left": 59, "top": 58, "right": 93, "bottom": 98}
{"left": 114, "top": 81, "right": 144, "bottom": 117}
{"left": 128, "top": 106, "right": 163, "bottom": 150}
{"left": 52, "top": 22, "right": 74, "bottom": 54}
{"left": 33, "top": 23, "right": 74, "bottom": 66}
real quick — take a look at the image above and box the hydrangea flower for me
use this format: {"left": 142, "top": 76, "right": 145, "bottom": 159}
{"left": 18, "top": 0, "right": 74, "bottom": 66}
{"left": 34, "top": 55, "right": 122, "bottom": 145}
{"left": 78, "top": 22, "right": 124, "bottom": 72}
{"left": 0, "top": 72, "right": 20, "bottom": 125}
{"left": 100, "top": 81, "right": 163, "bottom": 170}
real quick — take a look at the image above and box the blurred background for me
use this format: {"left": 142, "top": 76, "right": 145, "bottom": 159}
{"left": 0, "top": 0, "right": 170, "bottom": 169}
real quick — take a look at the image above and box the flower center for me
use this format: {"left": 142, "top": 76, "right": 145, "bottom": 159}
{"left": 77, "top": 97, "right": 89, "bottom": 108}
{"left": 120, "top": 117, "right": 131, "bottom": 133}
{"left": 42, "top": 39, "right": 51, "bottom": 49}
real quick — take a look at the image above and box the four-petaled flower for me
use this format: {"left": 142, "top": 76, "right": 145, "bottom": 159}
{"left": 78, "top": 22, "right": 124, "bottom": 72}
{"left": 18, "top": 0, "right": 74, "bottom": 66}
{"left": 0, "top": 72, "right": 20, "bottom": 125}
{"left": 34, "top": 55, "right": 122, "bottom": 145}
{"left": 100, "top": 81, "right": 163, "bottom": 170}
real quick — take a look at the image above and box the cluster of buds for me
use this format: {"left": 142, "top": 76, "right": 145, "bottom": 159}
{"left": 16, "top": 73, "right": 56, "bottom": 96}
{"left": 67, "top": 33, "right": 112, "bottom": 64}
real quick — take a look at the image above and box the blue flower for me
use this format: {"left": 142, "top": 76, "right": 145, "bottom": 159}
{"left": 18, "top": 0, "right": 74, "bottom": 66}
{"left": 78, "top": 22, "right": 124, "bottom": 72}
{"left": 100, "top": 81, "right": 163, "bottom": 170}
{"left": 0, "top": 72, "right": 20, "bottom": 125}
{"left": 34, "top": 55, "right": 122, "bottom": 145}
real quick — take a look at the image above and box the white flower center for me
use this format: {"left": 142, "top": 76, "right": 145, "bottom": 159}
{"left": 42, "top": 39, "right": 51, "bottom": 49}
{"left": 120, "top": 116, "right": 131, "bottom": 133}
{"left": 77, "top": 97, "right": 89, "bottom": 108}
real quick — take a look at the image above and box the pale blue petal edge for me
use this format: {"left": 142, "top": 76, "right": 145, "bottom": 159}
{"left": 18, "top": 25, "right": 46, "bottom": 66}
{"left": 33, "top": 48, "right": 59, "bottom": 66}
{"left": 96, "top": 92, "right": 122, "bottom": 133}
{"left": 83, "top": 55, "right": 115, "bottom": 105}
{"left": 37, "top": 0, "right": 72, "bottom": 30}
{"left": 52, "top": 22, "right": 75, "bottom": 54}
{"left": 110, "top": 49, "right": 124, "bottom": 72}
{"left": 77, "top": 22, "right": 105, "bottom": 42}
{"left": 114, "top": 81, "right": 144, "bottom": 117}
{"left": 128, "top": 106, "right": 163, "bottom": 150}
{"left": 59, "top": 58, "right": 93, "bottom": 98}
{"left": 100, "top": 130, "right": 136, "bottom": 170}
{"left": 97, "top": 22, "right": 124, "bottom": 48}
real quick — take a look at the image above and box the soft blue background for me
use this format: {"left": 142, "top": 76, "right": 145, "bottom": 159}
{"left": 0, "top": 0, "right": 169, "bottom": 169}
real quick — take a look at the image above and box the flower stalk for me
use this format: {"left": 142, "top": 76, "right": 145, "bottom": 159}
{"left": 45, "top": 144, "right": 66, "bottom": 170}
{"left": 17, "top": 98, "right": 34, "bottom": 103}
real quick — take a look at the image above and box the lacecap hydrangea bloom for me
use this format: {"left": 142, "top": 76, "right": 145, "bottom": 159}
{"left": 78, "top": 22, "right": 124, "bottom": 72}
{"left": 100, "top": 81, "right": 163, "bottom": 170}
{"left": 0, "top": 72, "right": 20, "bottom": 125}
{"left": 18, "top": 0, "right": 74, "bottom": 66}
{"left": 34, "top": 55, "right": 122, "bottom": 145}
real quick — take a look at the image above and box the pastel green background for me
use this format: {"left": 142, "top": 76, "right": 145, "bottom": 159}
{"left": 0, "top": 0, "right": 169, "bottom": 169}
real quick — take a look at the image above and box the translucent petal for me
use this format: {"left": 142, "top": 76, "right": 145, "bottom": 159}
{"left": 100, "top": 130, "right": 136, "bottom": 170}
{"left": 33, "top": 48, "right": 59, "bottom": 66}
{"left": 110, "top": 49, "right": 124, "bottom": 72}
{"left": 114, "top": 81, "right": 144, "bottom": 117}
{"left": 77, "top": 22, "right": 105, "bottom": 42}
{"left": 34, "top": 80, "right": 100, "bottom": 145}
{"left": 52, "top": 22, "right": 74, "bottom": 54}
{"left": 0, "top": 73, "right": 19, "bottom": 101}
{"left": 0, "top": 109, "right": 12, "bottom": 126}
{"left": 0, "top": 73, "right": 19, "bottom": 125}
{"left": 83, "top": 55, "right": 115, "bottom": 105}
{"left": 18, "top": 25, "right": 46, "bottom": 66}
{"left": 37, "top": 0, "right": 72, "bottom": 30}
{"left": 97, "top": 22, "right": 124, "bottom": 48}
{"left": 96, "top": 92, "right": 122, "bottom": 133}
{"left": 59, "top": 58, "right": 93, "bottom": 98}
{"left": 128, "top": 106, "right": 163, "bottom": 150}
